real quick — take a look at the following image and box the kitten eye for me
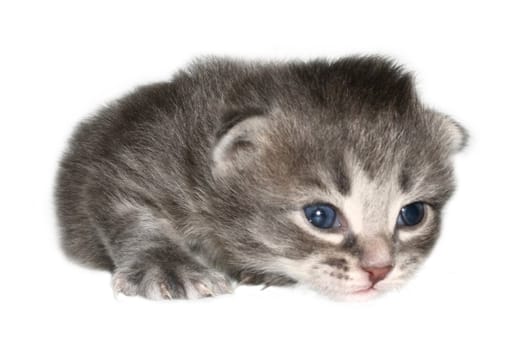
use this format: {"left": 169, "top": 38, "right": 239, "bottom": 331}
{"left": 303, "top": 203, "right": 340, "bottom": 229}
{"left": 397, "top": 202, "right": 425, "bottom": 227}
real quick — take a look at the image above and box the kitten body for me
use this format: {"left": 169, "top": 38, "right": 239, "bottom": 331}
{"left": 55, "top": 56, "right": 466, "bottom": 300}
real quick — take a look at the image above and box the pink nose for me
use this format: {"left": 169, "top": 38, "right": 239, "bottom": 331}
{"left": 362, "top": 265, "right": 393, "bottom": 284}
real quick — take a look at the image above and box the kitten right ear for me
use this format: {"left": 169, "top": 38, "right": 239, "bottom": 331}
{"left": 212, "top": 109, "right": 268, "bottom": 177}
{"left": 430, "top": 110, "right": 469, "bottom": 154}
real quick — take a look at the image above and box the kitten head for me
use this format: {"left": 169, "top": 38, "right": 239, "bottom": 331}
{"left": 208, "top": 57, "right": 466, "bottom": 300}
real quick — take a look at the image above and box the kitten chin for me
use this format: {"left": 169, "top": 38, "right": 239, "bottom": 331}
{"left": 55, "top": 56, "right": 466, "bottom": 300}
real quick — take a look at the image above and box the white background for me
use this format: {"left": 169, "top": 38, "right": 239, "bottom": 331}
{"left": 1, "top": 1, "right": 528, "bottom": 349}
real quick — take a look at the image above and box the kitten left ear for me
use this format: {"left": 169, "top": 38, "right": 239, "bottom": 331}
{"left": 212, "top": 110, "right": 269, "bottom": 177}
{"left": 430, "top": 111, "right": 468, "bottom": 154}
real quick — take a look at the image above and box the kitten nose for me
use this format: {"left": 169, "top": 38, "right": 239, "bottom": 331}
{"left": 362, "top": 265, "right": 393, "bottom": 284}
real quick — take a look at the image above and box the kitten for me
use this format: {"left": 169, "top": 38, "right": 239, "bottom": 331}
{"left": 55, "top": 56, "right": 466, "bottom": 300}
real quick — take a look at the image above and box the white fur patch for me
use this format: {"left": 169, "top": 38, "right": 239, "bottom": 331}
{"left": 340, "top": 164, "right": 399, "bottom": 239}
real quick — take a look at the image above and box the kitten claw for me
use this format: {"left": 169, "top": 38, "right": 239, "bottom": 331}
{"left": 159, "top": 282, "right": 173, "bottom": 300}
{"left": 192, "top": 281, "right": 213, "bottom": 297}
{"left": 185, "top": 272, "right": 233, "bottom": 299}
{"left": 112, "top": 273, "right": 137, "bottom": 297}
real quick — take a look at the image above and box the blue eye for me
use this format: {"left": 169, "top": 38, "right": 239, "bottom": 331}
{"left": 397, "top": 202, "right": 425, "bottom": 227}
{"left": 303, "top": 203, "right": 339, "bottom": 229}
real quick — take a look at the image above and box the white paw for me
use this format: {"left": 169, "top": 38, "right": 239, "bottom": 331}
{"left": 112, "top": 266, "right": 233, "bottom": 300}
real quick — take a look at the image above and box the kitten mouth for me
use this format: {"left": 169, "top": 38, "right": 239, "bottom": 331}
{"left": 350, "top": 286, "right": 379, "bottom": 297}
{"left": 353, "top": 287, "right": 375, "bottom": 294}
{"left": 327, "top": 286, "right": 380, "bottom": 301}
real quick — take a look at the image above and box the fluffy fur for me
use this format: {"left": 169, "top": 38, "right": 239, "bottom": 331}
{"left": 55, "top": 56, "right": 466, "bottom": 300}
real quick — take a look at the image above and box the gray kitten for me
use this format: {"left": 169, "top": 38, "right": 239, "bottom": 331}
{"left": 55, "top": 56, "right": 466, "bottom": 300}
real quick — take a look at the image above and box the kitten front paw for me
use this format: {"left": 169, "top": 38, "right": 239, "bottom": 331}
{"left": 112, "top": 265, "right": 233, "bottom": 300}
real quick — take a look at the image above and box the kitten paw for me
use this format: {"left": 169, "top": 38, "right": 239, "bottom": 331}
{"left": 112, "top": 266, "right": 233, "bottom": 300}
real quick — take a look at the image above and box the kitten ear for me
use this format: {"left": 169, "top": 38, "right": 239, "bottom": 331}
{"left": 212, "top": 109, "right": 268, "bottom": 177}
{"left": 430, "top": 110, "right": 468, "bottom": 154}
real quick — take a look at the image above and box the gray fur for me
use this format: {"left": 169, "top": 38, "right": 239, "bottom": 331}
{"left": 55, "top": 56, "right": 466, "bottom": 300}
